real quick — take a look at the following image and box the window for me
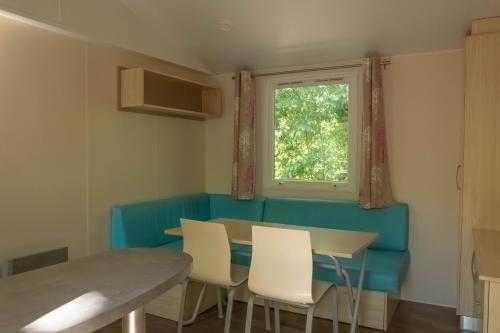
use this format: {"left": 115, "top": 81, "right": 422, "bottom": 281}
{"left": 263, "top": 68, "right": 360, "bottom": 193}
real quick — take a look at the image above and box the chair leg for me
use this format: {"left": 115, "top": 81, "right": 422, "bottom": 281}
{"left": 264, "top": 300, "right": 271, "bottom": 331}
{"left": 216, "top": 287, "right": 224, "bottom": 319}
{"left": 274, "top": 302, "right": 281, "bottom": 333}
{"left": 224, "top": 288, "right": 236, "bottom": 333}
{"left": 183, "top": 283, "right": 207, "bottom": 325}
{"left": 244, "top": 292, "right": 255, "bottom": 333}
{"left": 331, "top": 285, "right": 339, "bottom": 333}
{"left": 306, "top": 305, "right": 316, "bottom": 333}
{"left": 222, "top": 288, "right": 227, "bottom": 306}
{"left": 176, "top": 279, "right": 189, "bottom": 333}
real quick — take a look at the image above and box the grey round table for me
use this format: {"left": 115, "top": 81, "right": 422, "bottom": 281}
{"left": 0, "top": 248, "right": 192, "bottom": 333}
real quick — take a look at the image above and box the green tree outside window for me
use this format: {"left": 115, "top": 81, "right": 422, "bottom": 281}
{"left": 274, "top": 83, "right": 349, "bottom": 182}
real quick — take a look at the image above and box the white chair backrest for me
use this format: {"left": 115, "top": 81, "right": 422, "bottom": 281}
{"left": 248, "top": 225, "right": 314, "bottom": 304}
{"left": 181, "top": 219, "right": 233, "bottom": 286}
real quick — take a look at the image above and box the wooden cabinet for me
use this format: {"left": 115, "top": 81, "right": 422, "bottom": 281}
{"left": 472, "top": 229, "right": 500, "bottom": 333}
{"left": 484, "top": 281, "right": 500, "bottom": 333}
{"left": 120, "top": 67, "right": 222, "bottom": 120}
{"left": 458, "top": 16, "right": 500, "bottom": 324}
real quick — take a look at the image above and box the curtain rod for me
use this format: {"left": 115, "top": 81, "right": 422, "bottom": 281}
{"left": 231, "top": 59, "right": 391, "bottom": 80}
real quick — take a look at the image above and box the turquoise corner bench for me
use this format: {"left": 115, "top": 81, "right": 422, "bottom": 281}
{"left": 111, "top": 193, "right": 410, "bottom": 330}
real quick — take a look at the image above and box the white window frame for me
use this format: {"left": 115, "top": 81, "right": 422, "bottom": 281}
{"left": 262, "top": 68, "right": 361, "bottom": 195}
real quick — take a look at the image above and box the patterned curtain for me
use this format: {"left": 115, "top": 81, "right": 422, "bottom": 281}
{"left": 359, "top": 58, "right": 394, "bottom": 209}
{"left": 231, "top": 71, "right": 256, "bottom": 200}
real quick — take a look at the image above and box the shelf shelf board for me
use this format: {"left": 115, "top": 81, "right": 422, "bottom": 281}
{"left": 120, "top": 67, "right": 222, "bottom": 120}
{"left": 142, "top": 67, "right": 216, "bottom": 89}
{"left": 123, "top": 104, "right": 216, "bottom": 120}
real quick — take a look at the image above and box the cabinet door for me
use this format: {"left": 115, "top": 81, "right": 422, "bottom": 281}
{"left": 459, "top": 32, "right": 500, "bottom": 317}
{"left": 484, "top": 282, "right": 500, "bottom": 333}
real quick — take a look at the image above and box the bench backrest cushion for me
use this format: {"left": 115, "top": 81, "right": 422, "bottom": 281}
{"left": 263, "top": 197, "right": 409, "bottom": 251}
{"left": 209, "top": 194, "right": 265, "bottom": 221}
{"left": 111, "top": 194, "right": 210, "bottom": 249}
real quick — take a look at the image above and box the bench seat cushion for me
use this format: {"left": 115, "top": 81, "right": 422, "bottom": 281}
{"left": 229, "top": 246, "right": 409, "bottom": 294}
{"left": 313, "top": 249, "right": 410, "bottom": 294}
{"left": 160, "top": 239, "right": 184, "bottom": 251}
{"left": 263, "top": 197, "right": 409, "bottom": 251}
{"left": 209, "top": 194, "right": 265, "bottom": 221}
{"left": 112, "top": 193, "right": 410, "bottom": 294}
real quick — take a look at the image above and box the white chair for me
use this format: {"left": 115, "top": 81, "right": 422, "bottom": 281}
{"left": 244, "top": 225, "right": 339, "bottom": 333}
{"left": 178, "top": 218, "right": 258, "bottom": 333}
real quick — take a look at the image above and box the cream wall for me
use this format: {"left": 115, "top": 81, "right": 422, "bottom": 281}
{"left": 0, "top": 11, "right": 462, "bottom": 307}
{"left": 384, "top": 50, "right": 462, "bottom": 307}
{"left": 86, "top": 45, "right": 206, "bottom": 254}
{"left": 205, "top": 50, "right": 463, "bottom": 307}
{"left": 0, "top": 17, "right": 87, "bottom": 262}
{"left": 0, "top": 16, "right": 206, "bottom": 264}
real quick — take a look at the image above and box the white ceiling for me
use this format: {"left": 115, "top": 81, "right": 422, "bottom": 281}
{"left": 1, "top": 1, "right": 499, "bottom": 74}
{"left": 120, "top": 0, "right": 500, "bottom": 74}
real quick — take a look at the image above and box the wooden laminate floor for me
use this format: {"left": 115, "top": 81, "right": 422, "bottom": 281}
{"left": 95, "top": 300, "right": 461, "bottom": 333}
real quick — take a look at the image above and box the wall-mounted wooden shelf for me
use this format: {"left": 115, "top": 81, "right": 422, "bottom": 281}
{"left": 120, "top": 67, "right": 222, "bottom": 120}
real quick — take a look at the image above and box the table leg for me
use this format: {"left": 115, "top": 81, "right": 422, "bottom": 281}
{"left": 122, "top": 307, "right": 146, "bottom": 333}
{"left": 349, "top": 249, "right": 368, "bottom": 333}
{"left": 328, "top": 249, "right": 368, "bottom": 333}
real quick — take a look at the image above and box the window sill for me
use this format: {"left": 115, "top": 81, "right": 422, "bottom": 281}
{"left": 262, "top": 181, "right": 359, "bottom": 201}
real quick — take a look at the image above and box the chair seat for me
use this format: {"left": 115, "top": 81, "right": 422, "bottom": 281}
{"left": 311, "top": 280, "right": 333, "bottom": 304}
{"left": 160, "top": 239, "right": 249, "bottom": 254}
{"left": 160, "top": 241, "right": 249, "bottom": 286}
{"left": 252, "top": 279, "right": 331, "bottom": 305}
{"left": 230, "top": 264, "right": 249, "bottom": 286}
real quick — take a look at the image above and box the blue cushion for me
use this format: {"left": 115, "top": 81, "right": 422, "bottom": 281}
{"left": 111, "top": 193, "right": 410, "bottom": 294}
{"left": 263, "top": 198, "right": 409, "bottom": 251}
{"left": 210, "top": 194, "right": 265, "bottom": 221}
{"left": 231, "top": 246, "right": 409, "bottom": 294}
{"left": 168, "top": 246, "right": 408, "bottom": 294}
{"left": 313, "top": 249, "right": 410, "bottom": 294}
{"left": 111, "top": 194, "right": 210, "bottom": 249}
{"left": 160, "top": 239, "right": 184, "bottom": 251}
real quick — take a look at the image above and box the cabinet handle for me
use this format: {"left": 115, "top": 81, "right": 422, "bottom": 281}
{"left": 471, "top": 251, "right": 477, "bottom": 279}
{"left": 456, "top": 164, "right": 462, "bottom": 190}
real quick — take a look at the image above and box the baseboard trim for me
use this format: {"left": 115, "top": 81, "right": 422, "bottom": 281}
{"left": 399, "top": 296, "right": 456, "bottom": 309}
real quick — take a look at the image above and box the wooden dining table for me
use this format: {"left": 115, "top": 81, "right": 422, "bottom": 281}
{"left": 0, "top": 248, "right": 192, "bottom": 333}
{"left": 165, "top": 218, "right": 378, "bottom": 333}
